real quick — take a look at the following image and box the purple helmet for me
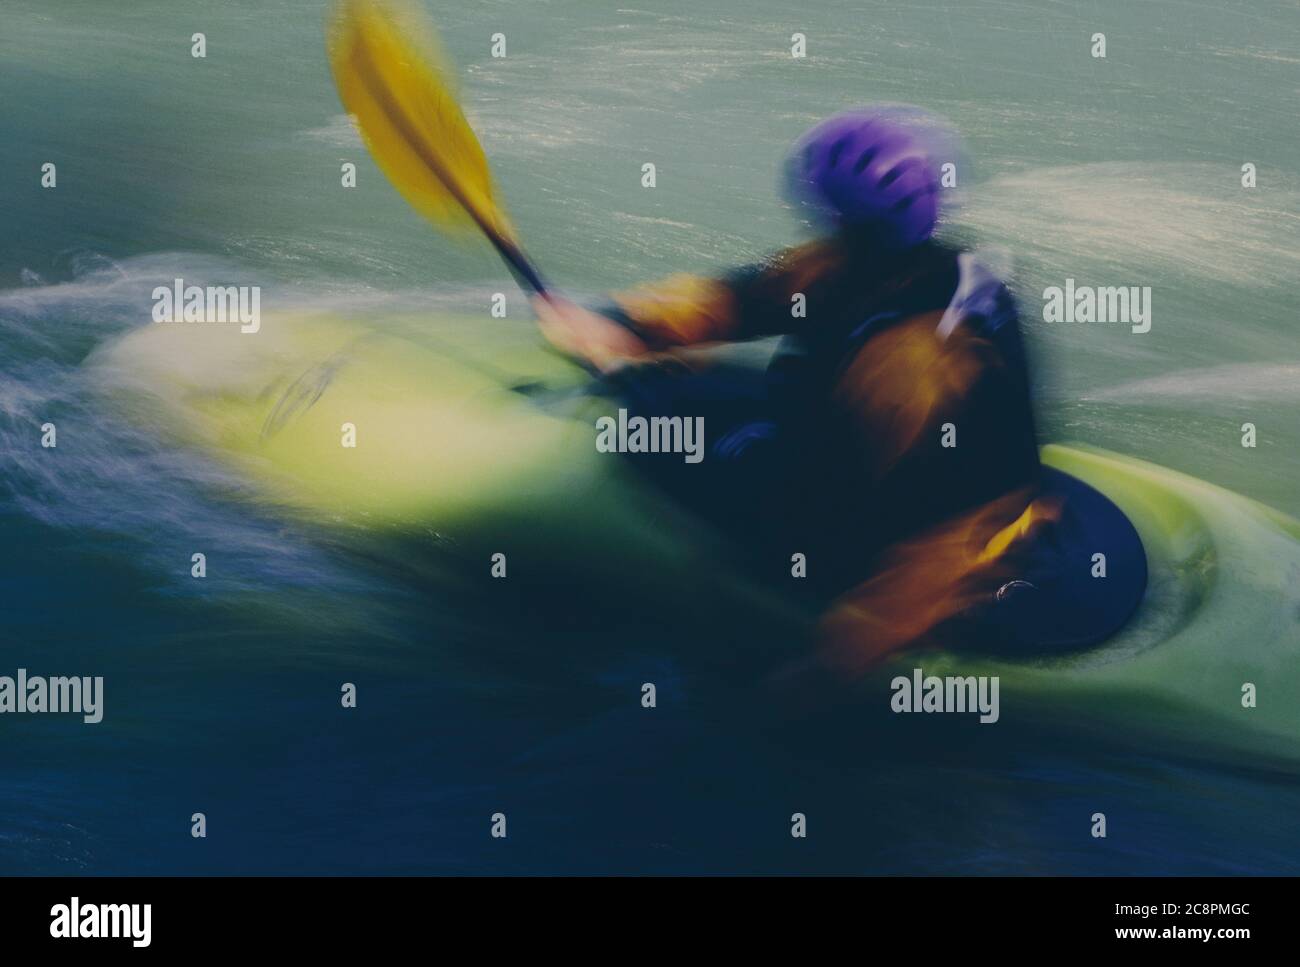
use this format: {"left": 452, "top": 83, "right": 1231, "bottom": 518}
{"left": 783, "top": 107, "right": 945, "bottom": 248}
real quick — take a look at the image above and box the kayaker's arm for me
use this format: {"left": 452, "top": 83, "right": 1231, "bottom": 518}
{"left": 530, "top": 294, "right": 651, "bottom": 372}
{"left": 528, "top": 271, "right": 745, "bottom": 369}
{"left": 601, "top": 273, "right": 745, "bottom": 348}
{"left": 530, "top": 242, "right": 842, "bottom": 366}
{"left": 594, "top": 241, "right": 852, "bottom": 349}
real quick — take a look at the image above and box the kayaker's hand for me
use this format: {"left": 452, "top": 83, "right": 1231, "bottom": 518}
{"left": 532, "top": 295, "right": 649, "bottom": 372}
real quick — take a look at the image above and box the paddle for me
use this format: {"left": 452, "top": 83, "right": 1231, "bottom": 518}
{"left": 327, "top": 0, "right": 549, "bottom": 298}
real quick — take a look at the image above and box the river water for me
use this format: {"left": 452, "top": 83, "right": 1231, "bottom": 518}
{"left": 1, "top": 0, "right": 1297, "bottom": 873}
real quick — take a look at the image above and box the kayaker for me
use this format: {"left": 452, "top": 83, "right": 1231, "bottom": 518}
{"left": 531, "top": 107, "right": 1061, "bottom": 669}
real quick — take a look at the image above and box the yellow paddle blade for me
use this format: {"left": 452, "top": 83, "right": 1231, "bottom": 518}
{"left": 327, "top": 0, "right": 515, "bottom": 242}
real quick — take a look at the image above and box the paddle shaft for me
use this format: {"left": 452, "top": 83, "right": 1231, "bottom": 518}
{"left": 484, "top": 228, "right": 550, "bottom": 298}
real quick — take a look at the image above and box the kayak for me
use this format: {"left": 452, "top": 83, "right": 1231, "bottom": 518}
{"left": 96, "top": 311, "right": 1300, "bottom": 760}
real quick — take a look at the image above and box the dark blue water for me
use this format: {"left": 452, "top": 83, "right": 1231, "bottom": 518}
{"left": 3, "top": 0, "right": 1298, "bottom": 874}
{"left": 5, "top": 494, "right": 1299, "bottom": 875}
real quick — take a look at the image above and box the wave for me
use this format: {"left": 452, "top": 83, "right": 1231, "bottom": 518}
{"left": 0, "top": 254, "right": 379, "bottom": 605}
{"left": 959, "top": 162, "right": 1300, "bottom": 288}
{"left": 1086, "top": 362, "right": 1300, "bottom": 403}
{"left": 298, "top": 113, "right": 363, "bottom": 148}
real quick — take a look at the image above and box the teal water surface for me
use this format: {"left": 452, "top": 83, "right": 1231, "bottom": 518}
{"left": 1, "top": 0, "right": 1298, "bottom": 873}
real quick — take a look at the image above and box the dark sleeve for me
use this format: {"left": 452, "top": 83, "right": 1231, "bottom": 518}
{"left": 590, "top": 271, "right": 748, "bottom": 349}
{"left": 593, "top": 245, "right": 835, "bottom": 349}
